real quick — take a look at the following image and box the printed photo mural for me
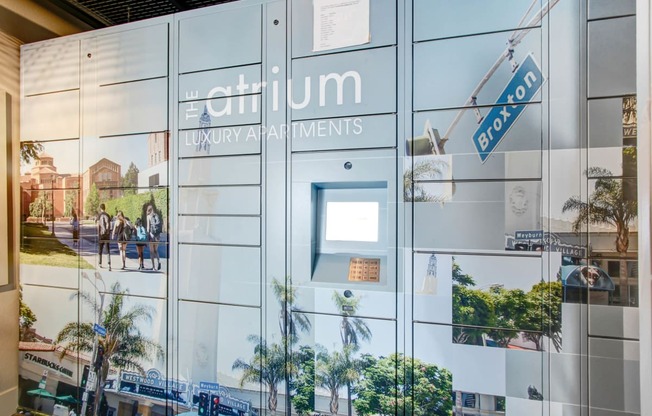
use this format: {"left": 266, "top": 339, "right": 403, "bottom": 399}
{"left": 18, "top": 0, "right": 641, "bottom": 415}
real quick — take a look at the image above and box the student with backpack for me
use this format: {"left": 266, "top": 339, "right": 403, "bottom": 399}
{"left": 134, "top": 218, "right": 148, "bottom": 270}
{"left": 112, "top": 211, "right": 134, "bottom": 270}
{"left": 97, "top": 204, "right": 112, "bottom": 271}
{"left": 146, "top": 204, "right": 162, "bottom": 271}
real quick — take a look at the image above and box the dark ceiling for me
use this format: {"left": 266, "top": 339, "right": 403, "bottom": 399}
{"left": 45, "top": 0, "right": 239, "bottom": 28}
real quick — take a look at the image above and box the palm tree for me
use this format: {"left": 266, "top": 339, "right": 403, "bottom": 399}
{"left": 55, "top": 282, "right": 164, "bottom": 416}
{"left": 332, "top": 292, "right": 371, "bottom": 415}
{"left": 271, "top": 277, "right": 312, "bottom": 413}
{"left": 232, "top": 335, "right": 296, "bottom": 414}
{"left": 403, "top": 160, "right": 449, "bottom": 202}
{"left": 332, "top": 292, "right": 371, "bottom": 349}
{"left": 271, "top": 277, "right": 312, "bottom": 343}
{"left": 562, "top": 167, "right": 638, "bottom": 304}
{"left": 315, "top": 347, "right": 359, "bottom": 415}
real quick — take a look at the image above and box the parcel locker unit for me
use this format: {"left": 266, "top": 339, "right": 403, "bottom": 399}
{"left": 17, "top": 0, "right": 644, "bottom": 416}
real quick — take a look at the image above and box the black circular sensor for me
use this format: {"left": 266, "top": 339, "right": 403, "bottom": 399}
{"left": 343, "top": 290, "right": 353, "bottom": 298}
{"left": 344, "top": 161, "right": 352, "bottom": 170}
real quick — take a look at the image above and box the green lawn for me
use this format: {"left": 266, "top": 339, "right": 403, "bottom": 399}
{"left": 20, "top": 223, "right": 94, "bottom": 269}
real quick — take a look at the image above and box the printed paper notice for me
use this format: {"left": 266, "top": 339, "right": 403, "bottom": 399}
{"left": 313, "top": 0, "right": 370, "bottom": 52}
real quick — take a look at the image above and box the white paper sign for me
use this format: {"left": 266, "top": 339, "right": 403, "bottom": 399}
{"left": 313, "top": 0, "right": 370, "bottom": 52}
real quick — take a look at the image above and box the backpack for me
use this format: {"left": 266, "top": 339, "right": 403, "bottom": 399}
{"left": 136, "top": 226, "right": 148, "bottom": 242}
{"left": 99, "top": 212, "right": 111, "bottom": 239}
{"left": 123, "top": 220, "right": 134, "bottom": 241}
{"left": 150, "top": 212, "right": 162, "bottom": 237}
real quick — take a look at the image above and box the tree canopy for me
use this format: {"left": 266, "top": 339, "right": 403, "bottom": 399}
{"left": 122, "top": 162, "right": 140, "bottom": 196}
{"left": 29, "top": 192, "right": 51, "bottom": 222}
{"left": 451, "top": 260, "right": 562, "bottom": 351}
{"left": 20, "top": 142, "right": 43, "bottom": 165}
{"left": 315, "top": 346, "right": 360, "bottom": 415}
{"left": 85, "top": 183, "right": 100, "bottom": 217}
{"left": 291, "top": 345, "right": 316, "bottom": 416}
{"left": 19, "top": 286, "right": 38, "bottom": 342}
{"left": 232, "top": 336, "right": 296, "bottom": 412}
{"left": 562, "top": 167, "right": 637, "bottom": 254}
{"left": 354, "top": 353, "right": 453, "bottom": 416}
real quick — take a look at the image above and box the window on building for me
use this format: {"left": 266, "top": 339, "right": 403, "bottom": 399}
{"left": 462, "top": 393, "right": 476, "bottom": 408}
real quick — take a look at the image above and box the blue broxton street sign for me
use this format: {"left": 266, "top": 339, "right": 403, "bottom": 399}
{"left": 472, "top": 53, "right": 544, "bottom": 162}
{"left": 93, "top": 323, "right": 106, "bottom": 337}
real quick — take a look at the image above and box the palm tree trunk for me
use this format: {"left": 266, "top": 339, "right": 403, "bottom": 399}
{"left": 616, "top": 225, "right": 630, "bottom": 306}
{"left": 619, "top": 257, "right": 629, "bottom": 306}
{"left": 92, "top": 367, "right": 106, "bottom": 416}
{"left": 346, "top": 382, "right": 352, "bottom": 416}
{"left": 268, "top": 385, "right": 278, "bottom": 413}
{"left": 330, "top": 390, "right": 339, "bottom": 414}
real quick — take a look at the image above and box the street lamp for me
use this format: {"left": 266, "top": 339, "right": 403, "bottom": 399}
{"left": 80, "top": 271, "right": 106, "bottom": 416}
{"left": 50, "top": 177, "right": 56, "bottom": 237}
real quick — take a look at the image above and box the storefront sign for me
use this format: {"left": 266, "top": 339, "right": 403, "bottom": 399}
{"left": 473, "top": 54, "right": 543, "bottom": 162}
{"left": 622, "top": 96, "right": 637, "bottom": 138}
{"left": 220, "top": 396, "right": 249, "bottom": 413}
{"left": 121, "top": 369, "right": 188, "bottom": 392}
{"left": 23, "top": 353, "right": 73, "bottom": 378}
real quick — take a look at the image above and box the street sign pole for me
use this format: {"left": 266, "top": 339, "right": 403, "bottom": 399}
{"left": 80, "top": 279, "right": 105, "bottom": 416}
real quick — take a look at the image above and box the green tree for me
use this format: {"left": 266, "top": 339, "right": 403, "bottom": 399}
{"left": 521, "top": 281, "right": 563, "bottom": 352}
{"left": 451, "top": 260, "right": 493, "bottom": 345}
{"left": 20, "top": 142, "right": 43, "bottom": 165}
{"left": 452, "top": 258, "right": 475, "bottom": 287}
{"left": 64, "top": 191, "right": 76, "bottom": 217}
{"left": 487, "top": 287, "right": 529, "bottom": 347}
{"left": 354, "top": 354, "right": 453, "bottom": 416}
{"left": 562, "top": 167, "right": 638, "bottom": 304}
{"left": 232, "top": 336, "right": 295, "bottom": 413}
{"left": 29, "top": 192, "right": 51, "bottom": 223}
{"left": 291, "top": 345, "right": 316, "bottom": 416}
{"left": 55, "top": 282, "right": 164, "bottom": 416}
{"left": 122, "top": 162, "right": 140, "bottom": 196}
{"left": 315, "top": 346, "right": 360, "bottom": 415}
{"left": 19, "top": 285, "right": 38, "bottom": 342}
{"left": 85, "top": 183, "right": 100, "bottom": 218}
{"left": 452, "top": 284, "right": 494, "bottom": 345}
{"left": 332, "top": 291, "right": 372, "bottom": 415}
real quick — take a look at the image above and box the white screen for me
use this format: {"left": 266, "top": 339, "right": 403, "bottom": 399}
{"left": 325, "top": 201, "right": 379, "bottom": 242}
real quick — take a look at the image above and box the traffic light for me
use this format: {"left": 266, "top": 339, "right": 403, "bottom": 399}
{"left": 210, "top": 394, "right": 220, "bottom": 416}
{"left": 198, "top": 392, "right": 209, "bottom": 416}
{"left": 81, "top": 365, "right": 90, "bottom": 389}
{"left": 94, "top": 345, "right": 105, "bottom": 371}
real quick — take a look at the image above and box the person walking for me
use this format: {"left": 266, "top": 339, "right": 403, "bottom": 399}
{"left": 134, "top": 218, "right": 148, "bottom": 270}
{"left": 146, "top": 204, "right": 162, "bottom": 271}
{"left": 112, "top": 211, "right": 133, "bottom": 270}
{"left": 70, "top": 210, "right": 79, "bottom": 247}
{"left": 97, "top": 204, "right": 111, "bottom": 271}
